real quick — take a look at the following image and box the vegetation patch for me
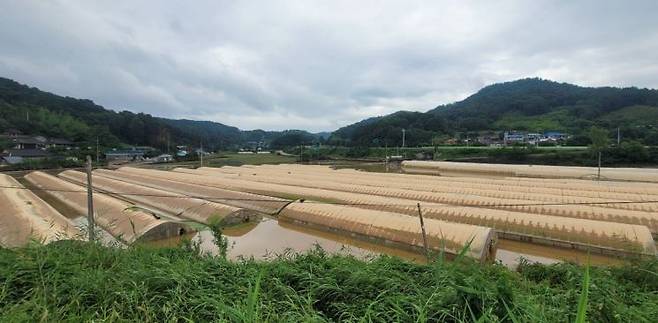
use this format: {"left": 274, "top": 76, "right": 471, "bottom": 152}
{"left": 0, "top": 242, "right": 656, "bottom": 322}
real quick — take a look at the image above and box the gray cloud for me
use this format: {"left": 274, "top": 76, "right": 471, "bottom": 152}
{"left": 1, "top": 0, "right": 657, "bottom": 131}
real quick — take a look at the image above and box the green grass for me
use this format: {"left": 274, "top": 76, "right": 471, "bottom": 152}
{"left": 1, "top": 242, "right": 656, "bottom": 322}
{"left": 148, "top": 152, "right": 298, "bottom": 170}
{"left": 205, "top": 153, "right": 298, "bottom": 167}
{"left": 575, "top": 260, "right": 590, "bottom": 323}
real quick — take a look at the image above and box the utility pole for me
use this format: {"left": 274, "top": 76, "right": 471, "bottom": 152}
{"left": 597, "top": 151, "right": 602, "bottom": 181}
{"left": 416, "top": 203, "right": 430, "bottom": 261}
{"left": 402, "top": 129, "right": 406, "bottom": 148}
{"left": 384, "top": 140, "right": 389, "bottom": 172}
{"left": 299, "top": 144, "right": 303, "bottom": 163}
{"left": 199, "top": 141, "right": 203, "bottom": 167}
{"left": 85, "top": 156, "right": 96, "bottom": 242}
{"left": 96, "top": 136, "right": 100, "bottom": 164}
{"left": 617, "top": 127, "right": 621, "bottom": 145}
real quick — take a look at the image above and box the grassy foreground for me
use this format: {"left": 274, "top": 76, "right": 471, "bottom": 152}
{"left": 0, "top": 241, "right": 656, "bottom": 322}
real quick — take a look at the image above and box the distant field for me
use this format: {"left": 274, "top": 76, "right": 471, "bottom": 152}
{"left": 146, "top": 152, "right": 298, "bottom": 169}
{"left": 206, "top": 153, "right": 297, "bottom": 166}
{"left": 437, "top": 145, "right": 587, "bottom": 150}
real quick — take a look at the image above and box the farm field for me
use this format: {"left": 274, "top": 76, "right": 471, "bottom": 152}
{"left": 148, "top": 152, "right": 298, "bottom": 170}
{"left": 2, "top": 161, "right": 658, "bottom": 321}
{"left": 402, "top": 160, "right": 658, "bottom": 182}
{"left": 165, "top": 164, "right": 656, "bottom": 256}
{"left": 2, "top": 162, "right": 656, "bottom": 263}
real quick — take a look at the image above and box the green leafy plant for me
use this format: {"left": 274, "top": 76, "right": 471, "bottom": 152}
{"left": 208, "top": 216, "right": 229, "bottom": 259}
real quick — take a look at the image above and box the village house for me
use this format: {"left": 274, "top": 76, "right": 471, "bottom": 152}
{"left": 0, "top": 130, "right": 74, "bottom": 165}
{"left": 503, "top": 131, "right": 570, "bottom": 145}
{"left": 503, "top": 131, "right": 526, "bottom": 145}
{"left": 1, "top": 149, "right": 51, "bottom": 165}
{"left": 105, "top": 149, "right": 145, "bottom": 162}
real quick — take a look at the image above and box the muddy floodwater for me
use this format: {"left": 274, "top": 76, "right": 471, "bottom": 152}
{"left": 149, "top": 217, "right": 624, "bottom": 268}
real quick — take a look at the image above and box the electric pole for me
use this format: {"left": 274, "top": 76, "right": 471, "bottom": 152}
{"left": 299, "top": 144, "right": 303, "bottom": 163}
{"left": 617, "top": 127, "right": 621, "bottom": 145}
{"left": 416, "top": 203, "right": 430, "bottom": 261}
{"left": 85, "top": 156, "right": 96, "bottom": 242}
{"left": 96, "top": 136, "right": 100, "bottom": 164}
{"left": 597, "top": 151, "right": 602, "bottom": 181}
{"left": 199, "top": 141, "right": 203, "bottom": 167}
{"left": 402, "top": 129, "right": 406, "bottom": 148}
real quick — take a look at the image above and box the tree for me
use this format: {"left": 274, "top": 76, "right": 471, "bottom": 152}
{"left": 645, "top": 132, "right": 658, "bottom": 146}
{"left": 588, "top": 127, "right": 609, "bottom": 152}
{"left": 270, "top": 131, "right": 316, "bottom": 149}
{"left": 0, "top": 137, "right": 10, "bottom": 151}
{"left": 615, "top": 141, "right": 649, "bottom": 163}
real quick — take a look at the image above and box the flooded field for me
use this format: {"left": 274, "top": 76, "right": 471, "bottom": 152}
{"left": 5, "top": 161, "right": 652, "bottom": 268}
{"left": 148, "top": 217, "right": 624, "bottom": 268}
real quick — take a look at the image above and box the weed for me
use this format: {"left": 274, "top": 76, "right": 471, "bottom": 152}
{"left": 0, "top": 242, "right": 655, "bottom": 322}
{"left": 207, "top": 216, "right": 229, "bottom": 259}
{"left": 575, "top": 260, "right": 590, "bottom": 323}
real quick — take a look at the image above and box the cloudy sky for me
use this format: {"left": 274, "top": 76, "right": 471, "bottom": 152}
{"left": 1, "top": 1, "right": 657, "bottom": 131}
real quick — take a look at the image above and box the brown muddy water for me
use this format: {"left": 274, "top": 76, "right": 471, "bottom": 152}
{"left": 147, "top": 217, "right": 624, "bottom": 269}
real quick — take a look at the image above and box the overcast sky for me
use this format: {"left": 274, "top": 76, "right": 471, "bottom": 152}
{"left": 1, "top": 1, "right": 657, "bottom": 132}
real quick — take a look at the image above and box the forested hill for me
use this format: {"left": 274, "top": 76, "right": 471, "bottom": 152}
{"left": 330, "top": 78, "right": 658, "bottom": 146}
{"left": 0, "top": 77, "right": 319, "bottom": 149}
{"left": 4, "top": 77, "right": 658, "bottom": 150}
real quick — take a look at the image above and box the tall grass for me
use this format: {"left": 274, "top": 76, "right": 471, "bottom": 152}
{"left": 575, "top": 260, "right": 590, "bottom": 323}
{"left": 0, "top": 241, "right": 656, "bottom": 322}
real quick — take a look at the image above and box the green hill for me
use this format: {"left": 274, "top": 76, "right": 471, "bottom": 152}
{"left": 3, "top": 77, "right": 658, "bottom": 150}
{"left": 330, "top": 78, "right": 658, "bottom": 146}
{"left": 0, "top": 77, "right": 321, "bottom": 150}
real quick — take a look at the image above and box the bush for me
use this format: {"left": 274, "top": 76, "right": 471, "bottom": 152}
{"left": 609, "top": 141, "right": 650, "bottom": 163}
{"left": 486, "top": 146, "right": 533, "bottom": 162}
{"left": 345, "top": 146, "right": 370, "bottom": 158}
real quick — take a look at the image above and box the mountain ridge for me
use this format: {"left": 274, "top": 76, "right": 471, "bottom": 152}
{"left": 2, "top": 77, "right": 658, "bottom": 149}
{"left": 0, "top": 77, "right": 323, "bottom": 150}
{"left": 330, "top": 78, "right": 658, "bottom": 146}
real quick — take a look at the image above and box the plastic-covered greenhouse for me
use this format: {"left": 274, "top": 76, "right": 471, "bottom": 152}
{"left": 113, "top": 167, "right": 656, "bottom": 256}
{"left": 0, "top": 174, "right": 80, "bottom": 247}
{"left": 59, "top": 170, "right": 259, "bottom": 226}
{"left": 24, "top": 171, "right": 191, "bottom": 244}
